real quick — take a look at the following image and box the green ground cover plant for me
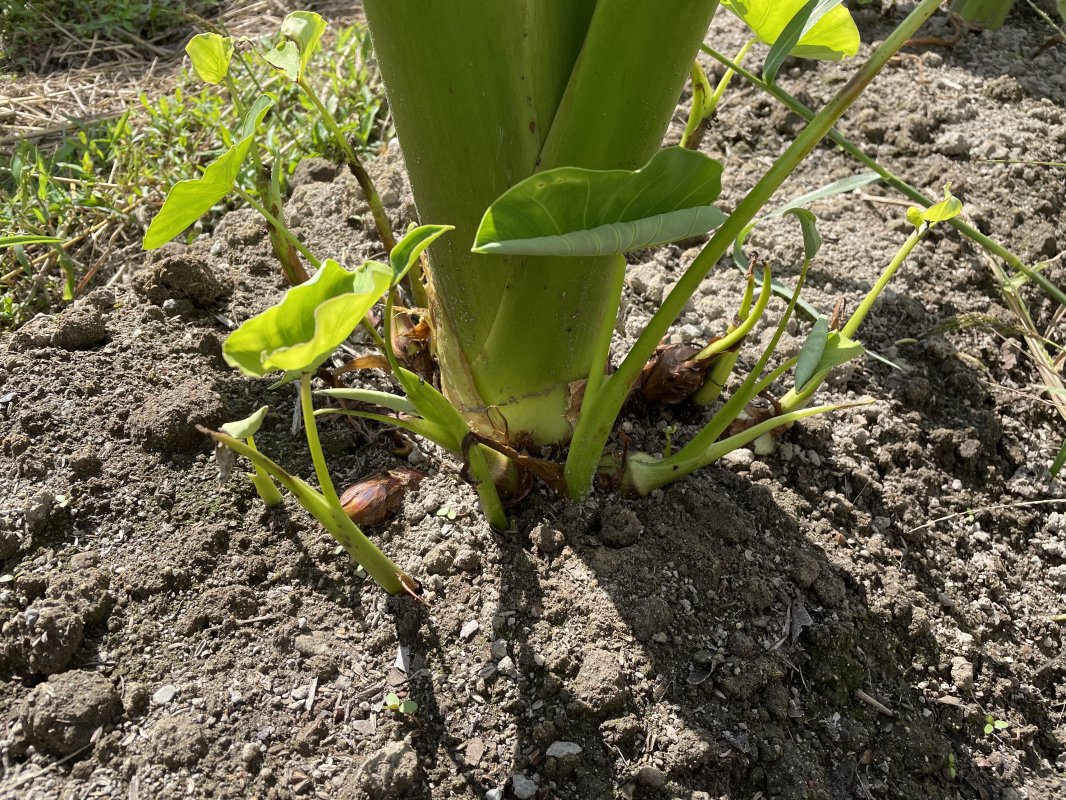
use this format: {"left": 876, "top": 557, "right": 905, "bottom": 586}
{"left": 0, "top": 20, "right": 384, "bottom": 329}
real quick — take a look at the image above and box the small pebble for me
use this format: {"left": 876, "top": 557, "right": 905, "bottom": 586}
{"left": 460, "top": 620, "right": 479, "bottom": 640}
{"left": 152, "top": 684, "right": 178, "bottom": 705}
{"left": 511, "top": 775, "right": 537, "bottom": 800}
{"left": 241, "top": 743, "right": 260, "bottom": 764}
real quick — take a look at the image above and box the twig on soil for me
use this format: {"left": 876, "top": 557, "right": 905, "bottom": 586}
{"left": 908, "top": 498, "right": 1066, "bottom": 534}
{"left": 855, "top": 689, "right": 896, "bottom": 717}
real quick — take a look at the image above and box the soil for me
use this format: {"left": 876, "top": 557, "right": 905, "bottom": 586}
{"left": 2, "top": 6, "right": 1066, "bottom": 800}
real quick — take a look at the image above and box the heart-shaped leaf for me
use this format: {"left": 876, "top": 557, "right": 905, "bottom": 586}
{"left": 186, "top": 32, "right": 234, "bottom": 84}
{"left": 143, "top": 95, "right": 273, "bottom": 249}
{"left": 223, "top": 259, "right": 391, "bottom": 376}
{"left": 473, "top": 147, "right": 726, "bottom": 257}
{"left": 723, "top": 0, "right": 859, "bottom": 62}
{"left": 264, "top": 11, "right": 326, "bottom": 82}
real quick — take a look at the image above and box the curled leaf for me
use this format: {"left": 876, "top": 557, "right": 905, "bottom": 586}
{"left": 264, "top": 11, "right": 327, "bottom": 81}
{"left": 795, "top": 316, "right": 830, "bottom": 391}
{"left": 223, "top": 259, "right": 391, "bottom": 376}
{"left": 220, "top": 406, "right": 270, "bottom": 439}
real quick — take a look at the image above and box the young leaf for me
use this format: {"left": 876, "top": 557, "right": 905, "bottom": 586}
{"left": 908, "top": 186, "right": 963, "bottom": 227}
{"left": 186, "top": 33, "right": 234, "bottom": 84}
{"left": 220, "top": 406, "right": 270, "bottom": 439}
{"left": 795, "top": 316, "right": 830, "bottom": 390}
{"left": 472, "top": 147, "right": 726, "bottom": 257}
{"left": 797, "top": 329, "right": 865, "bottom": 392}
{"left": 223, "top": 259, "right": 392, "bottom": 377}
{"left": 784, "top": 208, "right": 822, "bottom": 261}
{"left": 399, "top": 700, "right": 418, "bottom": 714}
{"left": 264, "top": 11, "right": 327, "bottom": 82}
{"left": 723, "top": 0, "right": 859, "bottom": 62}
{"left": 389, "top": 225, "right": 453, "bottom": 287}
{"left": 143, "top": 96, "right": 273, "bottom": 249}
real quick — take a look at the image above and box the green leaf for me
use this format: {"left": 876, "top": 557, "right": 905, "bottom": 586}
{"left": 263, "top": 40, "right": 300, "bottom": 81}
{"left": 1059, "top": 0, "right": 1066, "bottom": 25}
{"left": 763, "top": 1, "right": 844, "bottom": 83}
{"left": 784, "top": 208, "right": 822, "bottom": 261}
{"left": 984, "top": 722, "right": 994, "bottom": 735}
{"left": 398, "top": 700, "right": 418, "bottom": 714}
{"left": 384, "top": 692, "right": 400, "bottom": 707}
{"left": 390, "top": 224, "right": 453, "bottom": 287}
{"left": 265, "top": 11, "right": 327, "bottom": 81}
{"left": 797, "top": 329, "right": 865, "bottom": 392}
{"left": 0, "top": 234, "right": 62, "bottom": 248}
{"left": 950, "top": 0, "right": 1011, "bottom": 30}
{"left": 723, "top": 0, "right": 860, "bottom": 62}
{"left": 223, "top": 259, "right": 391, "bottom": 377}
{"left": 185, "top": 33, "right": 234, "bottom": 84}
{"left": 795, "top": 316, "right": 830, "bottom": 390}
{"left": 908, "top": 186, "right": 963, "bottom": 227}
{"left": 994, "top": 719, "right": 1009, "bottom": 730}
{"left": 143, "top": 96, "right": 273, "bottom": 249}
{"left": 472, "top": 147, "right": 726, "bottom": 256}
{"left": 220, "top": 406, "right": 270, "bottom": 439}
{"left": 768, "top": 172, "right": 880, "bottom": 218}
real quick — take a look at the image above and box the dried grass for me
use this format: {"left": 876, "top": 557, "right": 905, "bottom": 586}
{"left": 0, "top": 0, "right": 363, "bottom": 151}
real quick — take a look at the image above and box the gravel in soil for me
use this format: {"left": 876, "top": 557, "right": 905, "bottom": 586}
{"left": 2, "top": 8, "right": 1065, "bottom": 800}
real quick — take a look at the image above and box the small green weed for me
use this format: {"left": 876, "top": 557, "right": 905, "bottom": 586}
{"left": 983, "top": 714, "right": 1009, "bottom": 736}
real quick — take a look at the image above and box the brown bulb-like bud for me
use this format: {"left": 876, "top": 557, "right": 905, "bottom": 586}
{"left": 339, "top": 468, "right": 425, "bottom": 525}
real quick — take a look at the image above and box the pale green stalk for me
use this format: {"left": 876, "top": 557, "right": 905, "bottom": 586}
{"left": 565, "top": 0, "right": 943, "bottom": 499}
{"left": 247, "top": 434, "right": 283, "bottom": 506}
{"left": 699, "top": 44, "right": 1066, "bottom": 309}
{"left": 235, "top": 186, "right": 320, "bottom": 267}
{"left": 300, "top": 372, "right": 339, "bottom": 507}
{"left": 208, "top": 430, "right": 405, "bottom": 594}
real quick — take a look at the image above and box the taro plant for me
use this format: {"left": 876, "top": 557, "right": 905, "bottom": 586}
{"left": 153, "top": 0, "right": 969, "bottom": 595}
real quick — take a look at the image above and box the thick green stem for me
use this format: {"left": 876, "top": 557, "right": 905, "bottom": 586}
{"left": 297, "top": 76, "right": 397, "bottom": 257}
{"left": 565, "top": 0, "right": 943, "bottom": 499}
{"left": 301, "top": 372, "right": 340, "bottom": 507}
{"left": 365, "top": 0, "right": 720, "bottom": 446}
{"left": 700, "top": 44, "right": 1066, "bottom": 308}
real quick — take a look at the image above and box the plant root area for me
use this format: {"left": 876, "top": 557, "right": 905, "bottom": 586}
{"left": 2, "top": 8, "right": 1065, "bottom": 800}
